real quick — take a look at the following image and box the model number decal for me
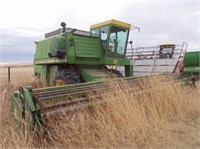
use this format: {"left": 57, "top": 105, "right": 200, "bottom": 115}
{"left": 113, "top": 59, "right": 118, "bottom": 64}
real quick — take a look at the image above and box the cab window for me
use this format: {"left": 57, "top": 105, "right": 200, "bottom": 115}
{"left": 108, "top": 26, "right": 128, "bottom": 57}
{"left": 91, "top": 29, "right": 99, "bottom": 37}
{"left": 160, "top": 46, "right": 175, "bottom": 58}
{"left": 100, "top": 26, "right": 109, "bottom": 50}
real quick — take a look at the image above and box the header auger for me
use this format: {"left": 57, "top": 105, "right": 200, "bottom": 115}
{"left": 11, "top": 75, "right": 192, "bottom": 133}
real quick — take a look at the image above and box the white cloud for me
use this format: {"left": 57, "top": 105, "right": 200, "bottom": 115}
{"left": 0, "top": 0, "right": 127, "bottom": 29}
{"left": 0, "top": 0, "right": 199, "bottom": 62}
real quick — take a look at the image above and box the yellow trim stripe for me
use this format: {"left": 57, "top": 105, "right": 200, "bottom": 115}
{"left": 90, "top": 19, "right": 131, "bottom": 29}
{"left": 160, "top": 44, "right": 176, "bottom": 47}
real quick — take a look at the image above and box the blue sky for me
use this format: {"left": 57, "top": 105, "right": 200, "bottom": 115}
{"left": 0, "top": 0, "right": 199, "bottom": 63}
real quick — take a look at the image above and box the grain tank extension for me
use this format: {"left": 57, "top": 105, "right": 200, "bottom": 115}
{"left": 34, "top": 20, "right": 133, "bottom": 85}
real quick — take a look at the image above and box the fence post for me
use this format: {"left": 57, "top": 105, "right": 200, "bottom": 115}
{"left": 8, "top": 66, "right": 10, "bottom": 83}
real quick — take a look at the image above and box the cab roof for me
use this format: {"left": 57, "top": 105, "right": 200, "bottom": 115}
{"left": 90, "top": 19, "right": 131, "bottom": 29}
{"left": 160, "top": 44, "right": 176, "bottom": 47}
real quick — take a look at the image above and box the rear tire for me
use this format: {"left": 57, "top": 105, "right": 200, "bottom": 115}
{"left": 53, "top": 68, "right": 81, "bottom": 86}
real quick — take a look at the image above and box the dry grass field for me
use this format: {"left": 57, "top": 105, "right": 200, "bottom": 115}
{"left": 0, "top": 64, "right": 34, "bottom": 85}
{"left": 0, "top": 65, "right": 200, "bottom": 148}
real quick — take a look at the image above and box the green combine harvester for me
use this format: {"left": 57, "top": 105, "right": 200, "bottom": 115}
{"left": 11, "top": 19, "right": 199, "bottom": 133}
{"left": 34, "top": 20, "right": 133, "bottom": 86}
{"left": 11, "top": 19, "right": 134, "bottom": 133}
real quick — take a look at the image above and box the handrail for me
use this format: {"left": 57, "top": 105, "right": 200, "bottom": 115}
{"left": 126, "top": 43, "right": 188, "bottom": 59}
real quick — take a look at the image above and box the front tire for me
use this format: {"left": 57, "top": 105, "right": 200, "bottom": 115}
{"left": 53, "top": 68, "right": 81, "bottom": 86}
